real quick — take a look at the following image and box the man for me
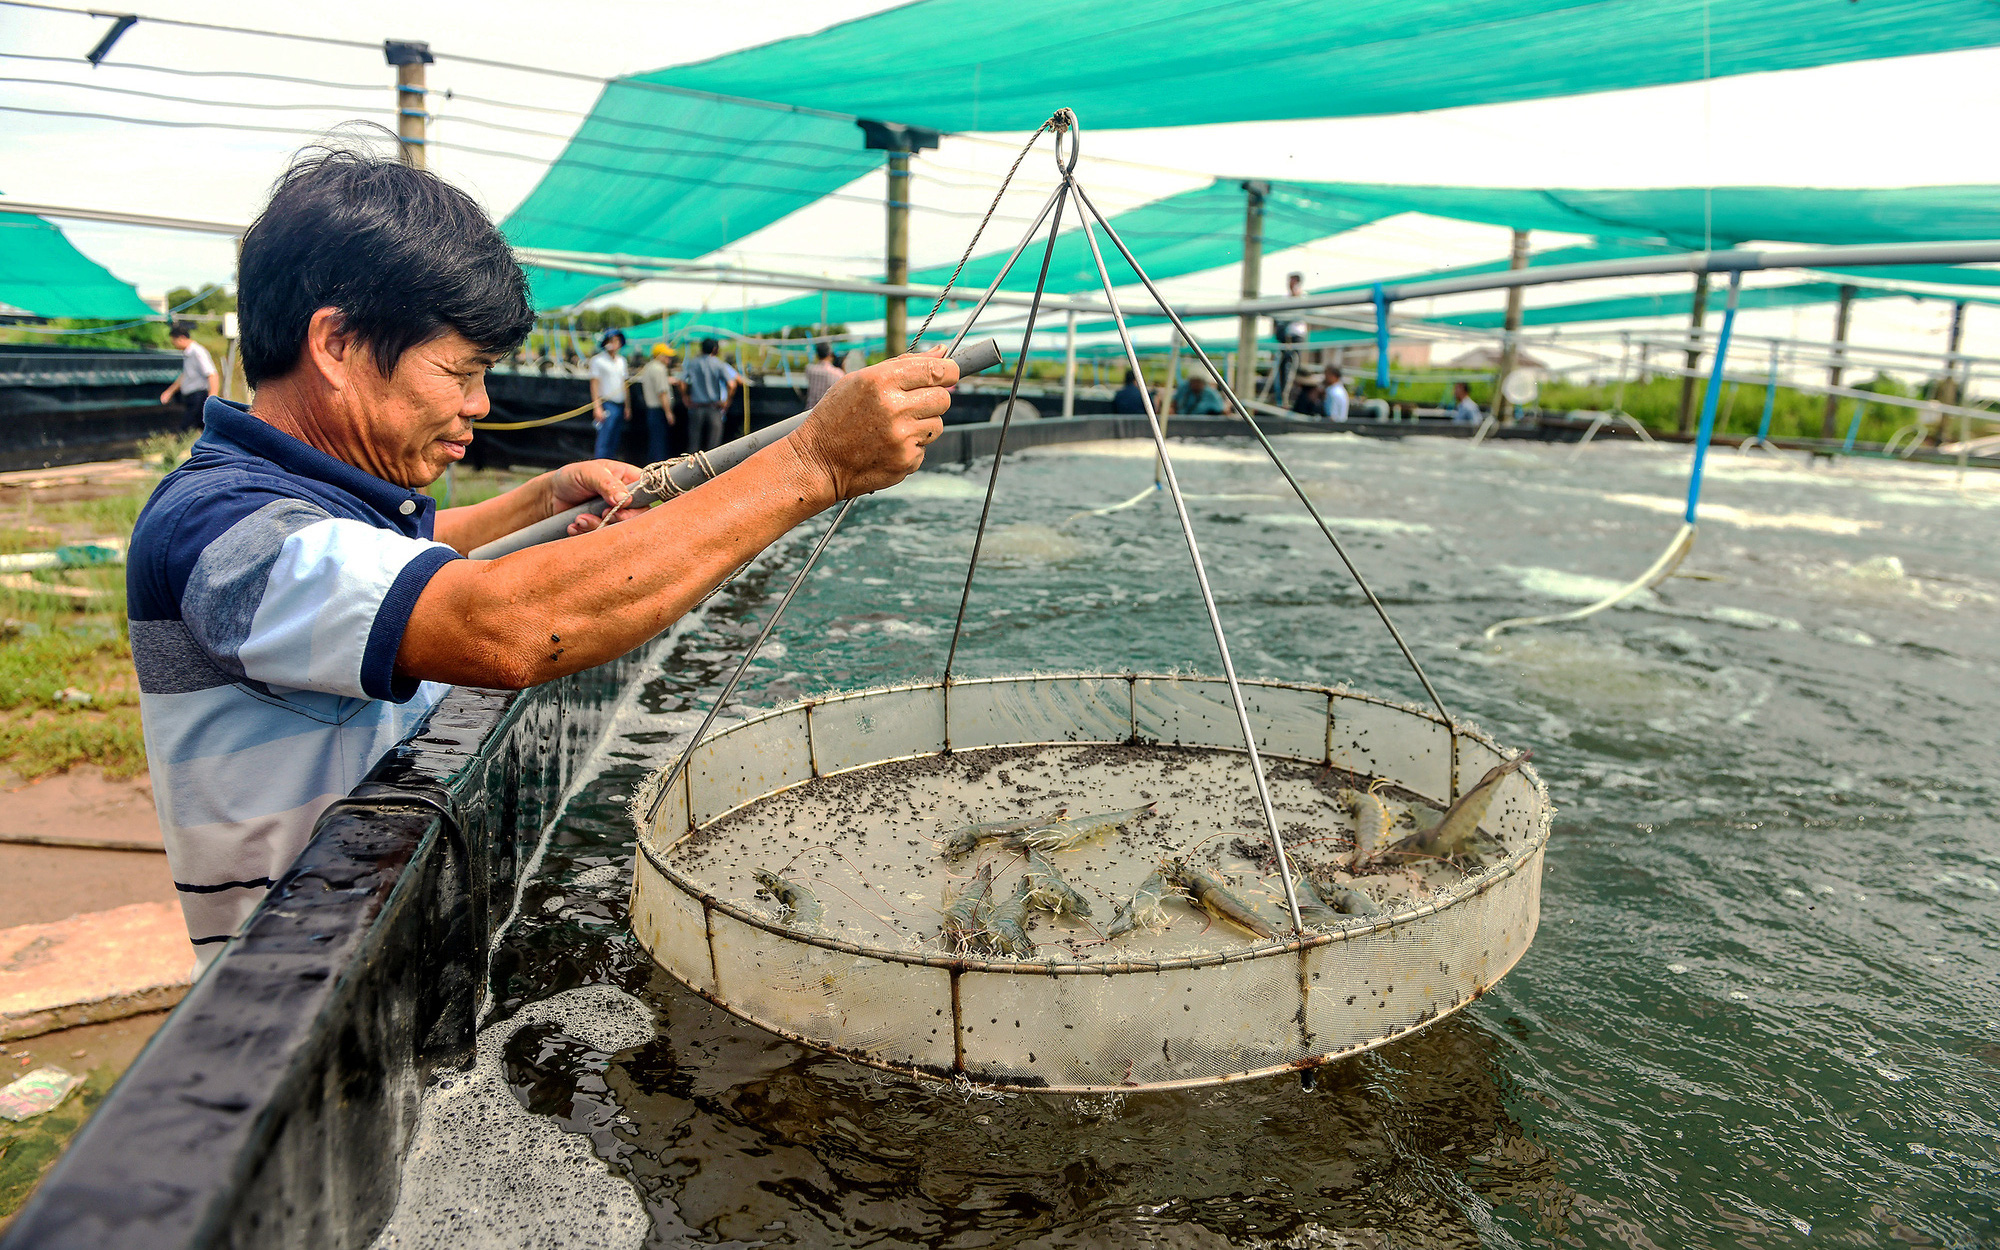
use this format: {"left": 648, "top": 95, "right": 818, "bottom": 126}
{"left": 1451, "top": 381, "right": 1482, "bottom": 423}
{"left": 1322, "top": 366, "right": 1349, "bottom": 422}
{"left": 680, "top": 338, "right": 741, "bottom": 452}
{"left": 1172, "top": 373, "right": 1226, "bottom": 416}
{"left": 588, "top": 329, "right": 630, "bottom": 460}
{"left": 638, "top": 343, "right": 676, "bottom": 462}
{"left": 1272, "top": 273, "right": 1309, "bottom": 404}
{"left": 805, "top": 340, "right": 844, "bottom": 407}
{"left": 160, "top": 321, "right": 220, "bottom": 429}
{"left": 126, "top": 147, "right": 953, "bottom": 963}
{"left": 1112, "top": 369, "right": 1149, "bottom": 414}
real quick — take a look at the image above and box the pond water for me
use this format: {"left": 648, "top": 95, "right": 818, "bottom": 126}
{"left": 383, "top": 433, "right": 2000, "bottom": 1249}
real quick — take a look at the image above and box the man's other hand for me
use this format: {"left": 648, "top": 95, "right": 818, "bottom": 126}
{"left": 788, "top": 350, "right": 956, "bottom": 501}
{"left": 551, "top": 459, "right": 644, "bottom": 534}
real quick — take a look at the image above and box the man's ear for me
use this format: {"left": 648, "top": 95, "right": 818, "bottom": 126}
{"left": 302, "top": 307, "right": 357, "bottom": 392}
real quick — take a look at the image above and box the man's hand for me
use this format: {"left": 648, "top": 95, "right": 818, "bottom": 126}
{"left": 159, "top": 387, "right": 175, "bottom": 405}
{"left": 786, "top": 351, "right": 956, "bottom": 501}
{"left": 548, "top": 459, "right": 644, "bottom": 535}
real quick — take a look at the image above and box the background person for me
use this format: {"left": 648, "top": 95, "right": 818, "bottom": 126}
{"left": 1272, "top": 272, "right": 1308, "bottom": 404}
{"left": 588, "top": 329, "right": 630, "bottom": 459}
{"left": 1322, "top": 365, "right": 1349, "bottom": 422}
{"left": 160, "top": 321, "right": 219, "bottom": 429}
{"left": 126, "top": 146, "right": 955, "bottom": 963}
{"left": 638, "top": 343, "right": 676, "bottom": 462}
{"left": 680, "top": 338, "right": 741, "bottom": 451}
{"left": 805, "top": 340, "right": 844, "bottom": 406}
{"left": 1112, "top": 368, "right": 1149, "bottom": 414}
{"left": 1172, "top": 372, "right": 1226, "bottom": 416}
{"left": 1452, "top": 381, "right": 1482, "bottom": 423}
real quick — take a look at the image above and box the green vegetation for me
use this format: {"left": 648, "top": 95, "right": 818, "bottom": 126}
{"left": 0, "top": 1065, "right": 119, "bottom": 1218}
{"left": 423, "top": 467, "right": 534, "bottom": 509}
{"left": 0, "top": 486, "right": 146, "bottom": 781}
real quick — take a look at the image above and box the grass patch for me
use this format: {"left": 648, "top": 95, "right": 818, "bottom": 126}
{"left": 0, "top": 484, "right": 147, "bottom": 782}
{"left": 0, "top": 1065, "right": 117, "bottom": 1219}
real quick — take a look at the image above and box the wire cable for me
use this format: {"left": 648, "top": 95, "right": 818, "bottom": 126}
{"left": 0, "top": 74, "right": 393, "bottom": 114}
{"left": 0, "top": 0, "right": 378, "bottom": 50}
{"left": 0, "top": 51, "right": 379, "bottom": 91}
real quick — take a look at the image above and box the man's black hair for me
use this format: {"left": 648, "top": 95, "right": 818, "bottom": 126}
{"left": 815, "top": 341, "right": 832, "bottom": 360}
{"left": 1327, "top": 366, "right": 1342, "bottom": 379}
{"left": 237, "top": 139, "right": 533, "bottom": 386}
{"left": 1123, "top": 369, "right": 1138, "bottom": 386}
{"left": 170, "top": 321, "right": 195, "bottom": 339}
{"left": 701, "top": 338, "right": 720, "bottom": 355}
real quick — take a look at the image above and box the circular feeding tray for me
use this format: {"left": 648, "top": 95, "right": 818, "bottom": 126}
{"left": 631, "top": 673, "right": 1550, "bottom": 1093}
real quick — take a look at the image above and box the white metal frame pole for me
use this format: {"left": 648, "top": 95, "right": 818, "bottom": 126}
{"left": 1063, "top": 309, "right": 1077, "bottom": 417}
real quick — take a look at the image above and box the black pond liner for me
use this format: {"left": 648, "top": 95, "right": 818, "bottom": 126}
{"left": 0, "top": 413, "right": 1334, "bottom": 1249}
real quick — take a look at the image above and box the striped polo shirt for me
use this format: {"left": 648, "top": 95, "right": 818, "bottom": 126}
{"left": 128, "top": 399, "right": 460, "bottom": 965}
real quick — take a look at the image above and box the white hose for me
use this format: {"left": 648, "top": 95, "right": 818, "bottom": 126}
{"left": 1483, "top": 522, "right": 1696, "bottom": 639}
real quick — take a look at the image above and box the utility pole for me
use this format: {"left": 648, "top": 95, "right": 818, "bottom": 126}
{"left": 1493, "top": 228, "right": 1529, "bottom": 424}
{"left": 1676, "top": 272, "right": 1709, "bottom": 434}
{"left": 857, "top": 120, "right": 939, "bottom": 357}
{"left": 1062, "top": 309, "right": 1077, "bottom": 417}
{"left": 1234, "top": 180, "right": 1269, "bottom": 403}
{"left": 384, "top": 41, "right": 432, "bottom": 168}
{"left": 1822, "top": 284, "right": 1856, "bottom": 438}
{"left": 1933, "top": 299, "right": 1967, "bottom": 446}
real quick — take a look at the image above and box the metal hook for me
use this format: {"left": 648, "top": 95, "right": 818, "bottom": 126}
{"left": 1050, "top": 109, "right": 1080, "bottom": 175}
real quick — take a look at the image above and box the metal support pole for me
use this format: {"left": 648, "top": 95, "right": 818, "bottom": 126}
{"left": 1822, "top": 284, "right": 1855, "bottom": 438}
{"left": 1234, "top": 180, "right": 1268, "bottom": 402}
{"left": 384, "top": 41, "right": 432, "bottom": 169}
{"left": 1676, "top": 272, "right": 1710, "bottom": 434}
{"left": 1372, "top": 284, "right": 1391, "bottom": 393}
{"left": 1062, "top": 309, "right": 1077, "bottom": 417}
{"left": 885, "top": 151, "right": 910, "bottom": 356}
{"left": 1934, "top": 300, "right": 1968, "bottom": 443}
{"left": 1754, "top": 342, "right": 1779, "bottom": 444}
{"left": 1843, "top": 399, "right": 1865, "bottom": 452}
{"left": 1494, "top": 229, "right": 1528, "bottom": 424}
{"left": 1685, "top": 271, "right": 1743, "bottom": 525}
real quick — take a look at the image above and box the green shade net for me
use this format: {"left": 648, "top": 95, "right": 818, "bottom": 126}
{"left": 660, "top": 0, "right": 2000, "bottom": 131}
{"left": 507, "top": 0, "right": 2000, "bottom": 308}
{"left": 0, "top": 211, "right": 153, "bottom": 320}
{"left": 1423, "top": 282, "right": 1893, "bottom": 331}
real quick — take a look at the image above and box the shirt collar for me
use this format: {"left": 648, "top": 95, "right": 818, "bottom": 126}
{"left": 197, "top": 398, "right": 438, "bottom": 538}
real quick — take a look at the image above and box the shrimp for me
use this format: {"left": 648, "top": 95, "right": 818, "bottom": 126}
{"left": 1105, "top": 867, "right": 1170, "bottom": 939}
{"left": 1022, "top": 850, "right": 1093, "bottom": 918}
{"left": 1338, "top": 782, "right": 1394, "bottom": 871}
{"left": 1385, "top": 752, "right": 1532, "bottom": 864}
{"left": 983, "top": 876, "right": 1036, "bottom": 958}
{"left": 941, "top": 862, "right": 996, "bottom": 953}
{"left": 1164, "top": 857, "right": 1277, "bottom": 940}
{"left": 939, "top": 808, "right": 1067, "bottom": 861}
{"left": 1003, "top": 802, "right": 1159, "bottom": 854}
{"left": 752, "top": 869, "right": 825, "bottom": 930}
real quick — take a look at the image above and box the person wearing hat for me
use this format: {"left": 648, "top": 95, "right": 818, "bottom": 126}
{"left": 588, "top": 329, "right": 631, "bottom": 459}
{"left": 638, "top": 342, "right": 677, "bottom": 462}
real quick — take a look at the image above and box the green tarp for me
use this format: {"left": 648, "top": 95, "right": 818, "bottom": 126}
{"left": 507, "top": 0, "right": 2000, "bottom": 306}
{"left": 0, "top": 211, "right": 154, "bottom": 320}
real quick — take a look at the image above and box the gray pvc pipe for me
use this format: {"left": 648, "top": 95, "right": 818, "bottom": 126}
{"left": 470, "top": 338, "right": 1004, "bottom": 560}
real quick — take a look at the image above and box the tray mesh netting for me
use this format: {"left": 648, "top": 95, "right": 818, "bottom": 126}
{"left": 632, "top": 674, "right": 1549, "bottom": 1093}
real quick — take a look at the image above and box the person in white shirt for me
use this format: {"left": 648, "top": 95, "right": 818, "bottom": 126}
{"left": 805, "top": 341, "right": 845, "bottom": 407}
{"left": 1321, "top": 366, "right": 1349, "bottom": 422}
{"left": 1452, "top": 381, "right": 1482, "bottom": 424}
{"left": 160, "top": 321, "right": 220, "bottom": 430}
{"left": 637, "top": 343, "right": 676, "bottom": 462}
{"left": 588, "top": 330, "right": 631, "bottom": 459}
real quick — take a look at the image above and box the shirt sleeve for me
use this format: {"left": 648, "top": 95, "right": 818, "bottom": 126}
{"left": 192, "top": 343, "right": 217, "bottom": 376}
{"left": 177, "top": 496, "right": 460, "bottom": 703}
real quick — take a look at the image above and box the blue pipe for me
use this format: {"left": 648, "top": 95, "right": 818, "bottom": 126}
{"left": 1372, "top": 284, "right": 1390, "bottom": 391}
{"left": 1684, "top": 270, "right": 1743, "bottom": 525}
{"left": 1842, "top": 399, "right": 1866, "bottom": 451}
{"left": 1755, "top": 347, "right": 1779, "bottom": 443}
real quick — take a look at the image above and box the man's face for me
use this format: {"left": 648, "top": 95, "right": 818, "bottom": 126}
{"left": 171, "top": 334, "right": 191, "bottom": 349}
{"left": 1188, "top": 377, "right": 1207, "bottom": 393}
{"left": 347, "top": 329, "right": 499, "bottom": 488}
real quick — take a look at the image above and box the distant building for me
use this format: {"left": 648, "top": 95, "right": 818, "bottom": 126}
{"left": 1319, "top": 340, "right": 1431, "bottom": 371}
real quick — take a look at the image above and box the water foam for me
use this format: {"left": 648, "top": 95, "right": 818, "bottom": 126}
{"left": 370, "top": 985, "right": 653, "bottom": 1250}
{"left": 1602, "top": 492, "right": 1877, "bottom": 534}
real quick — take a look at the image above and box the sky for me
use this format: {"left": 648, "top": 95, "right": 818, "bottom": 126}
{"left": 5, "top": 0, "right": 2000, "bottom": 388}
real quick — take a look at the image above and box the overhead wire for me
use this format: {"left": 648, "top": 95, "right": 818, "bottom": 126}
{"left": 0, "top": 74, "right": 394, "bottom": 113}
{"left": 0, "top": 51, "right": 380, "bottom": 91}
